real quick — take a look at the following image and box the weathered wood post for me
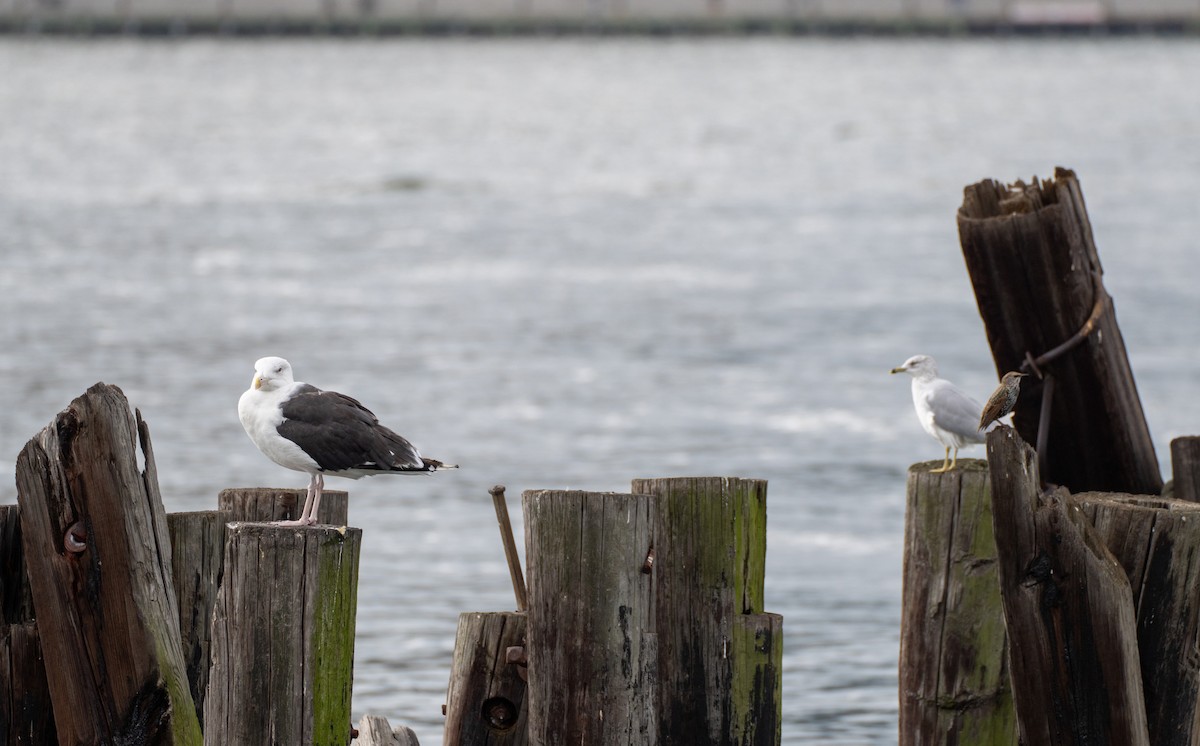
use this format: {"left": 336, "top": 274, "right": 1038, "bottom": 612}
{"left": 356, "top": 715, "right": 420, "bottom": 745}
{"left": 167, "top": 510, "right": 225, "bottom": 729}
{"left": 1, "top": 621, "right": 57, "bottom": 745}
{"left": 987, "top": 426, "right": 1148, "bottom": 745}
{"left": 443, "top": 611, "right": 528, "bottom": 746}
{"left": 631, "top": 476, "right": 782, "bottom": 746}
{"left": 0, "top": 505, "right": 56, "bottom": 744}
{"left": 1, "top": 505, "right": 34, "bottom": 624}
{"left": 218, "top": 486, "right": 349, "bottom": 525}
{"left": 443, "top": 486, "right": 529, "bottom": 746}
{"left": 1169, "top": 436, "right": 1200, "bottom": 502}
{"left": 1074, "top": 492, "right": 1200, "bottom": 746}
{"left": 523, "top": 490, "right": 657, "bottom": 746}
{"left": 164, "top": 489, "right": 348, "bottom": 731}
{"left": 204, "top": 522, "right": 361, "bottom": 746}
{"left": 13, "top": 383, "right": 202, "bottom": 745}
{"left": 958, "top": 167, "right": 1162, "bottom": 495}
{"left": 898, "top": 460, "right": 1016, "bottom": 745}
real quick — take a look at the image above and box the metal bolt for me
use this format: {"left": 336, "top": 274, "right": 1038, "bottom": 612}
{"left": 64, "top": 522, "right": 86, "bottom": 554}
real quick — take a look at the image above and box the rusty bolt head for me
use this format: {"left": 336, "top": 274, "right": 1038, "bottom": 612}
{"left": 64, "top": 522, "right": 86, "bottom": 554}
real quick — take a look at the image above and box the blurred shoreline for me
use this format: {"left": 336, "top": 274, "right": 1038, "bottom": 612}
{"left": 4, "top": 0, "right": 1199, "bottom": 37}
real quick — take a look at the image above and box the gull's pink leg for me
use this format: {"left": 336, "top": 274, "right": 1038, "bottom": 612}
{"left": 305, "top": 473, "right": 323, "bottom": 526}
{"left": 272, "top": 473, "right": 317, "bottom": 527}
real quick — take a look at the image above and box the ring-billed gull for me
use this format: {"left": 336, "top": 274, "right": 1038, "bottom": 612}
{"left": 980, "top": 371, "right": 1028, "bottom": 430}
{"left": 890, "top": 354, "right": 986, "bottom": 473}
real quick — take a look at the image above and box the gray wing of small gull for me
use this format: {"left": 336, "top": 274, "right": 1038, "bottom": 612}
{"left": 925, "top": 379, "right": 986, "bottom": 441}
{"left": 278, "top": 386, "right": 424, "bottom": 473}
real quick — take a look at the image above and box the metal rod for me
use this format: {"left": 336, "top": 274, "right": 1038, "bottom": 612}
{"left": 1037, "top": 375, "right": 1055, "bottom": 486}
{"left": 1021, "top": 271, "right": 1110, "bottom": 376}
{"left": 490, "top": 484, "right": 528, "bottom": 612}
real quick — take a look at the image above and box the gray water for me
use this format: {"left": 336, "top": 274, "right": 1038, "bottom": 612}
{"left": 2, "top": 37, "right": 1199, "bottom": 745}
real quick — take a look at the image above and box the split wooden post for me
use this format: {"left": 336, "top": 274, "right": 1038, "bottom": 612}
{"left": 443, "top": 611, "right": 528, "bottom": 746}
{"left": 631, "top": 476, "right": 782, "bottom": 746}
{"left": 1169, "top": 436, "right": 1200, "bottom": 502}
{"left": 13, "top": 383, "right": 202, "bottom": 745}
{"left": 958, "top": 168, "right": 1162, "bottom": 495}
{"left": 204, "top": 522, "right": 361, "bottom": 746}
{"left": 1074, "top": 492, "right": 1200, "bottom": 746}
{"left": 899, "top": 459, "right": 1017, "bottom": 745}
{"left": 523, "top": 490, "right": 657, "bottom": 746}
{"left": 218, "top": 486, "right": 349, "bottom": 525}
{"left": 167, "top": 510, "right": 226, "bottom": 728}
{"left": 986, "top": 426, "right": 1148, "bottom": 745}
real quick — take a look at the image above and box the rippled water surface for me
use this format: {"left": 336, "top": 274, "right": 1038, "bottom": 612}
{"left": 2, "top": 36, "right": 1199, "bottom": 744}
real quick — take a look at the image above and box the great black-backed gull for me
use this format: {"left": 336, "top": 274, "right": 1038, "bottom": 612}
{"left": 890, "top": 354, "right": 989, "bottom": 473}
{"left": 238, "top": 356, "right": 456, "bottom": 526}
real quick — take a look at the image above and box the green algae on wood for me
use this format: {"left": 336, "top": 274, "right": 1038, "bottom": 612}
{"left": 312, "top": 528, "right": 361, "bottom": 746}
{"left": 631, "top": 476, "right": 778, "bottom": 746}
{"left": 205, "top": 522, "right": 362, "bottom": 745}
{"left": 899, "top": 458, "right": 1017, "bottom": 745}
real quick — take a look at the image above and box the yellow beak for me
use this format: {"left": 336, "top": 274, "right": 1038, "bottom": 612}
{"left": 253, "top": 374, "right": 262, "bottom": 390}
{"left": 889, "top": 367, "right": 904, "bottom": 374}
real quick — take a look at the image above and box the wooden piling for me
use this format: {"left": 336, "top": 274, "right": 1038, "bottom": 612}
{"left": 13, "top": 383, "right": 202, "bottom": 745}
{"left": 168, "top": 489, "right": 351, "bottom": 732}
{"left": 728, "top": 612, "right": 783, "bottom": 746}
{"left": 631, "top": 476, "right": 781, "bottom": 746}
{"left": 0, "top": 621, "right": 57, "bottom": 745}
{"left": 1074, "top": 491, "right": 1200, "bottom": 746}
{"left": 1169, "top": 436, "right": 1200, "bottom": 502}
{"left": 958, "top": 168, "right": 1162, "bottom": 495}
{"left": 899, "top": 460, "right": 1017, "bottom": 745}
{"left": 443, "top": 611, "right": 528, "bottom": 746}
{"left": 522, "top": 489, "right": 657, "bottom": 746}
{"left": 986, "top": 426, "right": 1149, "bottom": 745}
{"left": 1, "top": 506, "right": 53, "bottom": 744}
{"left": 204, "top": 522, "right": 361, "bottom": 746}
{"left": 0, "top": 505, "right": 34, "bottom": 624}
{"left": 218, "top": 486, "right": 349, "bottom": 525}
{"left": 167, "top": 510, "right": 226, "bottom": 728}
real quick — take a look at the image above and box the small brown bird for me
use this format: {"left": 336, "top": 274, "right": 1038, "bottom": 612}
{"left": 979, "top": 371, "right": 1028, "bottom": 430}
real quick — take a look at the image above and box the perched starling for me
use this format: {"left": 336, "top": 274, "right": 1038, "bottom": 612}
{"left": 891, "top": 354, "right": 987, "bottom": 474}
{"left": 979, "top": 371, "right": 1028, "bottom": 431}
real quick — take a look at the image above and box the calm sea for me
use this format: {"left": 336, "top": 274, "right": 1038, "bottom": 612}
{"left": 2, "top": 36, "right": 1199, "bottom": 745}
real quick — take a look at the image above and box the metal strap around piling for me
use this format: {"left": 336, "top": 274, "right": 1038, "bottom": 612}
{"left": 1019, "top": 271, "right": 1110, "bottom": 485}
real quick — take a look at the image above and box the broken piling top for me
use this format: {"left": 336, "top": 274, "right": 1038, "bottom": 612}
{"left": 958, "top": 168, "right": 1161, "bottom": 495}
{"left": 986, "top": 427, "right": 1151, "bottom": 745}
{"left": 14, "top": 382, "right": 202, "bottom": 745}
